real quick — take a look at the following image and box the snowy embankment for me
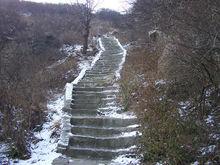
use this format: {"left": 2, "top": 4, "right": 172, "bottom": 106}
{"left": 114, "top": 37, "right": 127, "bottom": 80}
{"left": 16, "top": 94, "right": 64, "bottom": 165}
{"left": 12, "top": 38, "right": 104, "bottom": 165}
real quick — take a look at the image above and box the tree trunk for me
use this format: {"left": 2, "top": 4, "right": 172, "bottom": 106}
{"left": 82, "top": 25, "right": 90, "bottom": 55}
{"left": 82, "top": 34, "right": 88, "bottom": 54}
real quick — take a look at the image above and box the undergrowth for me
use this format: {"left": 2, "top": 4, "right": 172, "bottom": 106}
{"left": 120, "top": 41, "right": 219, "bottom": 164}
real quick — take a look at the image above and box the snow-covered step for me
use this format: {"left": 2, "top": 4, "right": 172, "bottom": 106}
{"left": 85, "top": 71, "right": 115, "bottom": 75}
{"left": 99, "top": 53, "right": 123, "bottom": 58}
{"left": 69, "top": 109, "right": 99, "bottom": 116}
{"left": 70, "top": 103, "right": 99, "bottom": 109}
{"left": 72, "top": 86, "right": 117, "bottom": 92}
{"left": 90, "top": 68, "right": 115, "bottom": 72}
{"left": 65, "top": 146, "right": 136, "bottom": 160}
{"left": 68, "top": 134, "right": 137, "bottom": 149}
{"left": 76, "top": 82, "right": 107, "bottom": 87}
{"left": 66, "top": 107, "right": 122, "bottom": 116}
{"left": 93, "top": 65, "right": 119, "bottom": 69}
{"left": 71, "top": 97, "right": 115, "bottom": 104}
{"left": 79, "top": 78, "right": 115, "bottom": 84}
{"left": 96, "top": 60, "right": 121, "bottom": 64}
{"left": 71, "top": 101, "right": 116, "bottom": 109}
{"left": 85, "top": 73, "right": 115, "bottom": 77}
{"left": 71, "top": 98, "right": 115, "bottom": 104}
{"left": 70, "top": 116, "right": 138, "bottom": 128}
{"left": 72, "top": 93, "right": 116, "bottom": 100}
{"left": 71, "top": 126, "right": 138, "bottom": 137}
{"left": 95, "top": 62, "right": 121, "bottom": 66}
{"left": 71, "top": 90, "right": 119, "bottom": 95}
{"left": 101, "top": 49, "right": 122, "bottom": 54}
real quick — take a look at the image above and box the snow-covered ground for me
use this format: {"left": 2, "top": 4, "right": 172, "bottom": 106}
{"left": 48, "top": 44, "right": 82, "bottom": 69}
{"left": 14, "top": 94, "right": 64, "bottom": 165}
{"left": 111, "top": 153, "right": 140, "bottom": 165}
{"left": 0, "top": 143, "right": 10, "bottom": 164}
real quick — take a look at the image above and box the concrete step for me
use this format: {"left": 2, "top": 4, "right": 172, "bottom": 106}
{"left": 53, "top": 157, "right": 110, "bottom": 165}
{"left": 70, "top": 109, "right": 98, "bottom": 116}
{"left": 66, "top": 147, "right": 136, "bottom": 160}
{"left": 70, "top": 100, "right": 116, "bottom": 109}
{"left": 71, "top": 97, "right": 115, "bottom": 104}
{"left": 84, "top": 74, "right": 115, "bottom": 79}
{"left": 70, "top": 107, "right": 121, "bottom": 116}
{"left": 70, "top": 103, "right": 100, "bottom": 109}
{"left": 72, "top": 86, "right": 117, "bottom": 92}
{"left": 70, "top": 116, "right": 138, "bottom": 128}
{"left": 85, "top": 74, "right": 115, "bottom": 78}
{"left": 78, "top": 79, "right": 112, "bottom": 84}
{"left": 95, "top": 62, "right": 120, "bottom": 66}
{"left": 71, "top": 126, "right": 137, "bottom": 137}
{"left": 101, "top": 50, "right": 122, "bottom": 54}
{"left": 68, "top": 135, "right": 137, "bottom": 149}
{"left": 85, "top": 70, "right": 115, "bottom": 74}
{"left": 71, "top": 97, "right": 101, "bottom": 104}
{"left": 72, "top": 93, "right": 116, "bottom": 100}
{"left": 90, "top": 68, "right": 115, "bottom": 72}
{"left": 72, "top": 90, "right": 118, "bottom": 95}
{"left": 99, "top": 54, "right": 123, "bottom": 58}
{"left": 77, "top": 82, "right": 115, "bottom": 88}
{"left": 99, "top": 57, "right": 122, "bottom": 60}
{"left": 95, "top": 62, "right": 119, "bottom": 66}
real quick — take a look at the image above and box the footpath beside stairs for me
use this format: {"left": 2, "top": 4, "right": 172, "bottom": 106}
{"left": 53, "top": 37, "right": 139, "bottom": 164}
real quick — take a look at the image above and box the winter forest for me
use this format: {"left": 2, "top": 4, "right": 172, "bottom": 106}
{"left": 0, "top": 0, "right": 219, "bottom": 164}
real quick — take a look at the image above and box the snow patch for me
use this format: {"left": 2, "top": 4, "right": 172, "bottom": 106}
{"left": 111, "top": 154, "right": 140, "bottom": 165}
{"left": 105, "top": 111, "right": 137, "bottom": 119}
{"left": 0, "top": 143, "right": 10, "bottom": 164}
{"left": 60, "top": 44, "right": 82, "bottom": 55}
{"left": 121, "top": 131, "right": 140, "bottom": 137}
{"left": 15, "top": 94, "right": 64, "bottom": 165}
{"left": 91, "top": 38, "right": 105, "bottom": 68}
{"left": 114, "top": 37, "right": 127, "bottom": 80}
{"left": 156, "top": 163, "right": 164, "bottom": 165}
{"left": 127, "top": 124, "right": 139, "bottom": 128}
{"left": 64, "top": 83, "right": 73, "bottom": 108}
{"left": 205, "top": 115, "right": 214, "bottom": 126}
{"left": 48, "top": 44, "right": 83, "bottom": 69}
{"left": 178, "top": 101, "right": 191, "bottom": 117}
{"left": 155, "top": 79, "right": 166, "bottom": 86}
{"left": 99, "top": 105, "right": 136, "bottom": 119}
{"left": 191, "top": 161, "right": 200, "bottom": 165}
{"left": 201, "top": 145, "right": 216, "bottom": 155}
{"left": 74, "top": 45, "right": 83, "bottom": 52}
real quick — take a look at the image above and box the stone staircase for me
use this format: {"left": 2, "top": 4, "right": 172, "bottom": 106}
{"left": 54, "top": 37, "right": 139, "bottom": 164}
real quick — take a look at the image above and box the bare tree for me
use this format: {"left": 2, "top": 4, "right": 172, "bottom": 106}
{"left": 75, "top": 0, "right": 98, "bottom": 54}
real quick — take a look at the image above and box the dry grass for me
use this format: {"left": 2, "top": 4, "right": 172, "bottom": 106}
{"left": 119, "top": 41, "right": 214, "bottom": 164}
{"left": 0, "top": 54, "right": 78, "bottom": 158}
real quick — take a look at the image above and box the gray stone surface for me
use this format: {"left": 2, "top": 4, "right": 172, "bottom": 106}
{"left": 53, "top": 37, "right": 138, "bottom": 165}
